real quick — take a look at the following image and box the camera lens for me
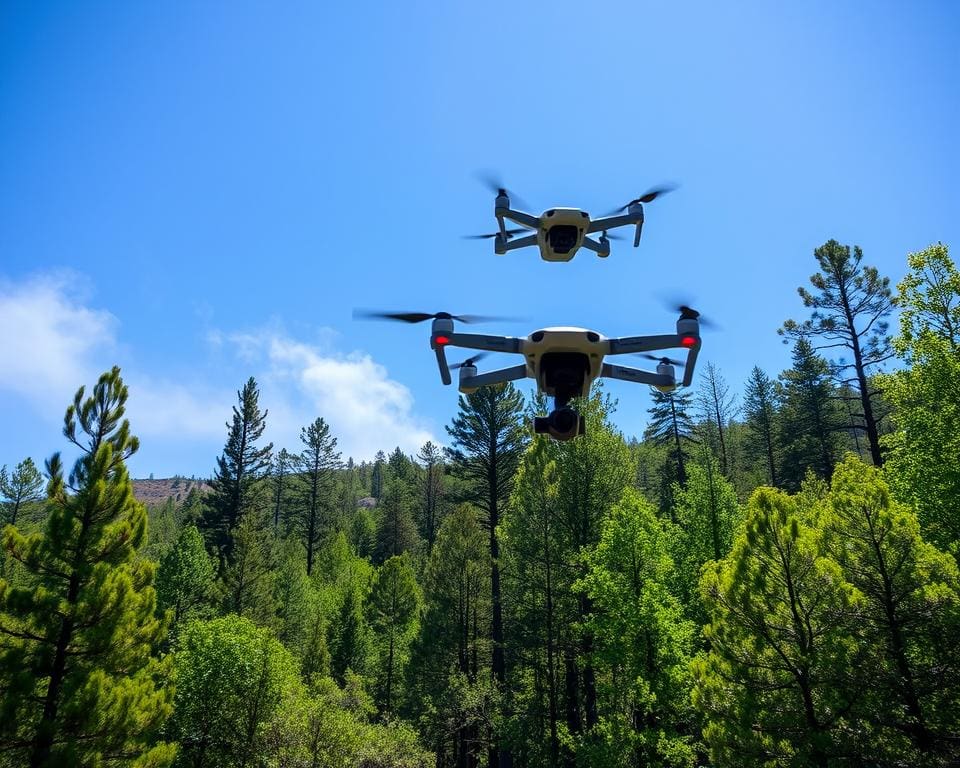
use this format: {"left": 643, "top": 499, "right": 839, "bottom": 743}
{"left": 547, "top": 225, "right": 578, "bottom": 254}
{"left": 550, "top": 408, "right": 577, "bottom": 434}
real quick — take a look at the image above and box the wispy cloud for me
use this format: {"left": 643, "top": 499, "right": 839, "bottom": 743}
{"left": 0, "top": 272, "right": 436, "bottom": 466}
{"left": 0, "top": 272, "right": 117, "bottom": 410}
{"left": 222, "top": 329, "right": 436, "bottom": 461}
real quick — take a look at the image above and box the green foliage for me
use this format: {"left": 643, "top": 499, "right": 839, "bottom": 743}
{"left": 0, "top": 457, "right": 43, "bottom": 528}
{"left": 779, "top": 239, "right": 894, "bottom": 466}
{"left": 156, "top": 524, "right": 215, "bottom": 633}
{"left": 576, "top": 488, "right": 698, "bottom": 767}
{"left": 821, "top": 456, "right": 960, "bottom": 763}
{"left": 644, "top": 388, "right": 696, "bottom": 507}
{"left": 883, "top": 242, "right": 960, "bottom": 551}
{"left": 219, "top": 511, "right": 275, "bottom": 625}
{"left": 168, "top": 614, "right": 300, "bottom": 767}
{"left": 330, "top": 580, "right": 373, "bottom": 682}
{"left": 415, "top": 440, "right": 446, "bottom": 553}
{"left": 374, "top": 475, "right": 420, "bottom": 564}
{"left": 199, "top": 377, "right": 273, "bottom": 569}
{"left": 271, "top": 536, "right": 313, "bottom": 654}
{"left": 368, "top": 554, "right": 421, "bottom": 715}
{"left": 291, "top": 417, "right": 342, "bottom": 575}
{"left": 777, "top": 339, "right": 845, "bottom": 490}
{"left": 0, "top": 367, "right": 174, "bottom": 767}
{"left": 742, "top": 365, "right": 780, "bottom": 487}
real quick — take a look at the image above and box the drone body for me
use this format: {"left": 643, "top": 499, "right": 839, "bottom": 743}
{"left": 355, "top": 308, "right": 703, "bottom": 441}
{"left": 467, "top": 184, "right": 676, "bottom": 262}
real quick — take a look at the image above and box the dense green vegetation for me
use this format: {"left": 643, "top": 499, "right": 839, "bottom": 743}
{"left": 2, "top": 240, "right": 960, "bottom": 766}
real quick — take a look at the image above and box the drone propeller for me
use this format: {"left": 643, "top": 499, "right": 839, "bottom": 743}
{"left": 353, "top": 309, "right": 515, "bottom": 325}
{"left": 664, "top": 298, "right": 719, "bottom": 330}
{"left": 637, "top": 353, "right": 686, "bottom": 368}
{"left": 463, "top": 227, "right": 527, "bottom": 240}
{"left": 450, "top": 352, "right": 489, "bottom": 369}
{"left": 599, "top": 230, "right": 624, "bottom": 240}
{"left": 475, "top": 171, "right": 530, "bottom": 210}
{"left": 606, "top": 183, "right": 678, "bottom": 215}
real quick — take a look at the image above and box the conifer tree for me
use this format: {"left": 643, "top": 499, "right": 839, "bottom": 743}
{"left": 416, "top": 440, "right": 446, "bottom": 553}
{"left": 330, "top": 583, "right": 372, "bottom": 682}
{"left": 368, "top": 554, "right": 420, "bottom": 716}
{"left": 695, "top": 362, "right": 738, "bottom": 475}
{"left": 446, "top": 381, "right": 527, "bottom": 768}
{"left": 374, "top": 475, "right": 419, "bottom": 564}
{"left": 291, "top": 417, "right": 342, "bottom": 575}
{"left": 777, "top": 339, "right": 845, "bottom": 490}
{"left": 644, "top": 388, "right": 696, "bottom": 495}
{"left": 694, "top": 486, "right": 862, "bottom": 767}
{"left": 883, "top": 242, "right": 960, "bottom": 550}
{"left": 219, "top": 511, "right": 275, "bottom": 626}
{"left": 200, "top": 377, "right": 273, "bottom": 570}
{"left": 0, "top": 457, "right": 43, "bottom": 528}
{"left": 0, "top": 367, "right": 174, "bottom": 767}
{"left": 822, "top": 457, "right": 960, "bottom": 762}
{"left": 269, "top": 448, "right": 293, "bottom": 529}
{"left": 156, "top": 524, "right": 215, "bottom": 633}
{"left": 272, "top": 537, "right": 313, "bottom": 655}
{"left": 742, "top": 365, "right": 780, "bottom": 487}
{"left": 371, "top": 451, "right": 387, "bottom": 501}
{"left": 779, "top": 239, "right": 894, "bottom": 466}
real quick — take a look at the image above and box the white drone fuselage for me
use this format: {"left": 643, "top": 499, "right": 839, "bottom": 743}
{"left": 534, "top": 208, "right": 590, "bottom": 262}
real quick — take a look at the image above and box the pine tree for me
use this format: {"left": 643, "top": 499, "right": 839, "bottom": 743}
{"left": 156, "top": 524, "right": 215, "bottom": 633}
{"left": 405, "top": 506, "right": 490, "bottom": 765}
{"left": 694, "top": 486, "right": 862, "bottom": 767}
{"left": 779, "top": 239, "right": 894, "bottom": 466}
{"left": 777, "top": 339, "right": 845, "bottom": 490}
{"left": 416, "top": 440, "right": 446, "bottom": 554}
{"left": 269, "top": 448, "right": 293, "bottom": 529}
{"left": 576, "top": 489, "right": 698, "bottom": 766}
{"left": 371, "top": 451, "right": 387, "bottom": 501}
{"left": 695, "top": 362, "right": 738, "bottom": 475}
{"left": 200, "top": 377, "right": 273, "bottom": 570}
{"left": 0, "top": 367, "right": 174, "bottom": 767}
{"left": 742, "top": 365, "right": 781, "bottom": 487}
{"left": 883, "top": 242, "right": 960, "bottom": 550}
{"left": 219, "top": 511, "right": 275, "bottom": 626}
{"left": 821, "top": 456, "right": 960, "bottom": 762}
{"left": 272, "top": 537, "right": 313, "bottom": 655}
{"left": 368, "top": 554, "right": 420, "bottom": 716}
{"left": 446, "top": 381, "right": 527, "bottom": 768}
{"left": 291, "top": 417, "right": 342, "bottom": 575}
{"left": 330, "top": 583, "right": 372, "bottom": 682}
{"left": 374, "top": 475, "right": 419, "bottom": 564}
{"left": 0, "top": 457, "right": 43, "bottom": 528}
{"left": 644, "top": 388, "right": 696, "bottom": 497}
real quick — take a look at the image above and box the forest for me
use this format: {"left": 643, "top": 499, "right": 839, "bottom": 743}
{"left": 1, "top": 239, "right": 959, "bottom": 767}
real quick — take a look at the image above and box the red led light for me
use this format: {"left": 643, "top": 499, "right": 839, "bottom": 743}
{"left": 681, "top": 336, "right": 697, "bottom": 348}
{"left": 435, "top": 335, "right": 450, "bottom": 346}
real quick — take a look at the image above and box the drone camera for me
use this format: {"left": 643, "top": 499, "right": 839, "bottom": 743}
{"left": 533, "top": 406, "right": 585, "bottom": 442}
{"left": 547, "top": 225, "right": 580, "bottom": 255}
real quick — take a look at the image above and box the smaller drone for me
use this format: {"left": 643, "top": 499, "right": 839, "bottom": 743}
{"left": 355, "top": 306, "right": 705, "bottom": 441}
{"left": 466, "top": 176, "right": 676, "bottom": 262}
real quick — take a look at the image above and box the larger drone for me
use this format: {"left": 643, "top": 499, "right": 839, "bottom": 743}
{"left": 466, "top": 177, "right": 676, "bottom": 262}
{"left": 355, "top": 307, "right": 704, "bottom": 441}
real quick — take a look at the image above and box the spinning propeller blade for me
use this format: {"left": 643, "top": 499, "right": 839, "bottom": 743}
{"left": 450, "top": 352, "right": 490, "bottom": 369}
{"left": 606, "top": 183, "right": 678, "bottom": 215}
{"left": 353, "top": 310, "right": 518, "bottom": 325}
{"left": 463, "top": 227, "right": 527, "bottom": 240}
{"left": 663, "top": 297, "right": 719, "bottom": 330}
{"left": 475, "top": 170, "right": 530, "bottom": 210}
{"left": 637, "top": 353, "right": 686, "bottom": 367}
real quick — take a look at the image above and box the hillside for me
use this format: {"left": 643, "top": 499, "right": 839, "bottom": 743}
{"left": 131, "top": 477, "right": 211, "bottom": 506}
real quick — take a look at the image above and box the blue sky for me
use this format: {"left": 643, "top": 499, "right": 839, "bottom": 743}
{"left": 1, "top": 1, "right": 958, "bottom": 478}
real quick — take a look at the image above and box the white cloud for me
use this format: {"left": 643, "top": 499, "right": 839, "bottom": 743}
{"left": 224, "top": 330, "right": 436, "bottom": 461}
{"left": 0, "top": 272, "right": 117, "bottom": 410}
{"left": 0, "top": 272, "right": 436, "bottom": 466}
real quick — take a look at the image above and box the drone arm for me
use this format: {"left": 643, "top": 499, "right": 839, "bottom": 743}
{"left": 680, "top": 341, "right": 701, "bottom": 387}
{"left": 579, "top": 236, "right": 606, "bottom": 255}
{"left": 607, "top": 334, "right": 685, "bottom": 355}
{"left": 445, "top": 332, "right": 524, "bottom": 355}
{"left": 431, "top": 341, "right": 453, "bottom": 385}
{"left": 600, "top": 362, "right": 675, "bottom": 389}
{"left": 501, "top": 234, "right": 538, "bottom": 253}
{"left": 587, "top": 213, "right": 640, "bottom": 233}
{"left": 501, "top": 209, "right": 540, "bottom": 229}
{"left": 459, "top": 364, "right": 529, "bottom": 391}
